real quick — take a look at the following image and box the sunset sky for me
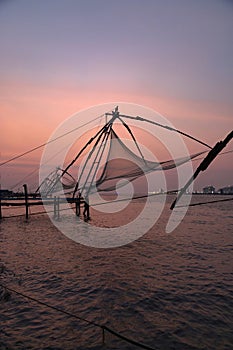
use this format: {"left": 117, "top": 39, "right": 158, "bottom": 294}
{"left": 0, "top": 0, "right": 232, "bottom": 191}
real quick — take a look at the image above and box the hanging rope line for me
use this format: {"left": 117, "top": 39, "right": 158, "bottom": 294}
{"left": 0, "top": 283, "right": 157, "bottom": 350}
{"left": 0, "top": 283, "right": 100, "bottom": 327}
{"left": 102, "top": 326, "right": 157, "bottom": 350}
{"left": 0, "top": 113, "right": 106, "bottom": 167}
{"left": 193, "top": 148, "right": 233, "bottom": 163}
{"left": 117, "top": 113, "right": 213, "bottom": 149}
{"left": 175, "top": 196, "right": 233, "bottom": 208}
{"left": 9, "top": 167, "right": 39, "bottom": 191}
{"left": 10, "top": 140, "right": 79, "bottom": 191}
{"left": 118, "top": 116, "right": 147, "bottom": 165}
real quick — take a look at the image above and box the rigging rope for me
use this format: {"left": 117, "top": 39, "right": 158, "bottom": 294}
{"left": 0, "top": 283, "right": 157, "bottom": 350}
{"left": 118, "top": 116, "right": 147, "bottom": 164}
{"left": 118, "top": 114, "right": 212, "bottom": 149}
{"left": 0, "top": 114, "right": 105, "bottom": 167}
{"left": 9, "top": 143, "right": 72, "bottom": 191}
{"left": 175, "top": 197, "right": 233, "bottom": 208}
{"left": 0, "top": 283, "right": 100, "bottom": 328}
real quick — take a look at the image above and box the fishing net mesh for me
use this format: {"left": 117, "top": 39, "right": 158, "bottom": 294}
{"left": 89, "top": 129, "right": 204, "bottom": 193}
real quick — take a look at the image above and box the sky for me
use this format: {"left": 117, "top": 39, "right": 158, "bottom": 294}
{"left": 0, "top": 0, "right": 232, "bottom": 191}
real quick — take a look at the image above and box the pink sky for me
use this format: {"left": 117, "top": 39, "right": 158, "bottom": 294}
{"left": 0, "top": 1, "right": 232, "bottom": 191}
{"left": 1, "top": 81, "right": 232, "bottom": 192}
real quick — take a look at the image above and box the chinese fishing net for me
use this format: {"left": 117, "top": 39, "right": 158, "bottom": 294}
{"left": 87, "top": 128, "right": 205, "bottom": 194}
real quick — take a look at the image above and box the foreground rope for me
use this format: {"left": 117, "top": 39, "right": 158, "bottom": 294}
{"left": 0, "top": 283, "right": 156, "bottom": 350}
{"left": 175, "top": 196, "right": 233, "bottom": 208}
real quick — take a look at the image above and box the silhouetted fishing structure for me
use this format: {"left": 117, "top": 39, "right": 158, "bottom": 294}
{"left": 47, "top": 107, "right": 207, "bottom": 199}
{"left": 171, "top": 130, "right": 233, "bottom": 209}
{"left": 0, "top": 107, "right": 232, "bottom": 220}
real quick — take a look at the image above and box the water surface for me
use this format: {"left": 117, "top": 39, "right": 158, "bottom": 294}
{"left": 0, "top": 195, "right": 233, "bottom": 349}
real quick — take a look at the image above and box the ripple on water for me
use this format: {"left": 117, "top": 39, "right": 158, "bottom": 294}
{"left": 0, "top": 198, "right": 233, "bottom": 349}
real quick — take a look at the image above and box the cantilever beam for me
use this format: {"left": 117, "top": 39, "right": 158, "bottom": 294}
{"left": 120, "top": 114, "right": 212, "bottom": 149}
{"left": 170, "top": 130, "right": 233, "bottom": 210}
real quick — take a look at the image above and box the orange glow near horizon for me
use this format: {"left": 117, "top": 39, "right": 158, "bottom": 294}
{"left": 1, "top": 82, "right": 232, "bottom": 191}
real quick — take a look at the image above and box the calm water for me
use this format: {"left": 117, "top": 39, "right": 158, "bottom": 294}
{"left": 0, "top": 195, "right": 233, "bottom": 349}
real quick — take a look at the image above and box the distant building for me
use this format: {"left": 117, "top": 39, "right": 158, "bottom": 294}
{"left": 203, "top": 186, "right": 215, "bottom": 194}
{"left": 0, "top": 189, "right": 13, "bottom": 198}
{"left": 219, "top": 186, "right": 233, "bottom": 194}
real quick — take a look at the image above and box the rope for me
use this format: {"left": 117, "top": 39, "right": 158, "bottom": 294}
{"left": 10, "top": 143, "right": 75, "bottom": 191}
{"left": 175, "top": 196, "right": 233, "bottom": 208}
{"left": 118, "top": 116, "right": 147, "bottom": 165}
{"left": 119, "top": 114, "right": 212, "bottom": 149}
{"left": 0, "top": 114, "right": 105, "bottom": 167}
{"left": 0, "top": 283, "right": 100, "bottom": 328}
{"left": 103, "top": 326, "right": 157, "bottom": 350}
{"left": 0, "top": 283, "right": 157, "bottom": 350}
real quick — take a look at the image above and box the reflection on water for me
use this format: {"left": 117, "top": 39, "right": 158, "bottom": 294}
{"left": 0, "top": 196, "right": 233, "bottom": 349}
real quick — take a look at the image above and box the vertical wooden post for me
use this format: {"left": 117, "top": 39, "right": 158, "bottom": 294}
{"left": 57, "top": 196, "right": 60, "bottom": 219}
{"left": 23, "top": 184, "right": 29, "bottom": 220}
{"left": 75, "top": 197, "right": 80, "bottom": 217}
{"left": 0, "top": 198, "right": 2, "bottom": 220}
{"left": 54, "top": 196, "right": 57, "bottom": 218}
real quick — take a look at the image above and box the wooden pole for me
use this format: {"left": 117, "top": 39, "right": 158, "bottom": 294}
{"left": 23, "top": 184, "right": 29, "bottom": 220}
{"left": 57, "top": 196, "right": 60, "bottom": 219}
{"left": 54, "top": 196, "right": 57, "bottom": 218}
{"left": 0, "top": 198, "right": 2, "bottom": 220}
{"left": 75, "top": 197, "right": 80, "bottom": 217}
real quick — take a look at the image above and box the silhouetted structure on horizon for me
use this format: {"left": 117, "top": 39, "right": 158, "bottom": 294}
{"left": 0, "top": 189, "right": 13, "bottom": 198}
{"left": 219, "top": 185, "right": 233, "bottom": 194}
{"left": 203, "top": 186, "right": 215, "bottom": 194}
